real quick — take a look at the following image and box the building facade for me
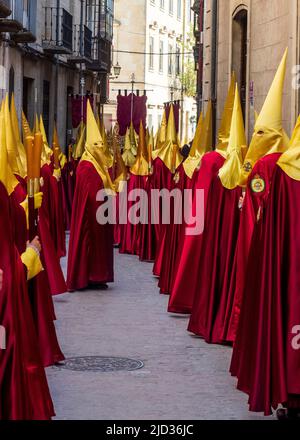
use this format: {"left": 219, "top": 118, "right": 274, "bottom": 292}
{"left": 0, "top": 0, "right": 114, "bottom": 147}
{"left": 193, "top": 0, "right": 300, "bottom": 143}
{"left": 107, "top": 0, "right": 197, "bottom": 140}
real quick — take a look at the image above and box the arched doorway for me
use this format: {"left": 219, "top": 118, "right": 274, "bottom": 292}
{"left": 232, "top": 8, "right": 248, "bottom": 121}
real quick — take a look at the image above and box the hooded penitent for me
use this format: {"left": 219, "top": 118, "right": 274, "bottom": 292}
{"left": 119, "top": 121, "right": 150, "bottom": 255}
{"left": 0, "top": 149, "right": 55, "bottom": 419}
{"left": 187, "top": 83, "right": 246, "bottom": 344}
{"left": 224, "top": 49, "right": 290, "bottom": 345}
{"left": 230, "top": 113, "right": 300, "bottom": 417}
{"left": 156, "top": 105, "right": 212, "bottom": 295}
{"left": 168, "top": 76, "right": 236, "bottom": 314}
{"left": 67, "top": 101, "right": 114, "bottom": 291}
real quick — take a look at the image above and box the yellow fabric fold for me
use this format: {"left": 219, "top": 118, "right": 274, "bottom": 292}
{"left": 277, "top": 114, "right": 300, "bottom": 180}
{"left": 155, "top": 105, "right": 182, "bottom": 173}
{"left": 219, "top": 85, "right": 247, "bottom": 189}
{"left": 0, "top": 101, "right": 19, "bottom": 195}
{"left": 83, "top": 101, "right": 116, "bottom": 193}
{"left": 21, "top": 247, "right": 43, "bottom": 280}
{"left": 183, "top": 101, "right": 213, "bottom": 178}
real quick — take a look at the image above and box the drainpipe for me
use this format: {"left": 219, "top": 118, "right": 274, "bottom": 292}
{"left": 211, "top": 0, "right": 218, "bottom": 148}
{"left": 197, "top": 0, "right": 204, "bottom": 117}
{"left": 54, "top": 0, "right": 60, "bottom": 123}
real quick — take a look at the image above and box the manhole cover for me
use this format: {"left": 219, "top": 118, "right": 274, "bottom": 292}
{"left": 55, "top": 356, "right": 144, "bottom": 372}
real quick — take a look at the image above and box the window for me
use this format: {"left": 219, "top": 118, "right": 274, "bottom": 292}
{"left": 160, "top": 0, "right": 165, "bottom": 9}
{"left": 177, "top": 0, "right": 182, "bottom": 19}
{"left": 168, "top": 44, "right": 173, "bottom": 75}
{"left": 169, "top": 0, "right": 173, "bottom": 14}
{"left": 148, "top": 114, "right": 153, "bottom": 130}
{"left": 175, "top": 45, "right": 181, "bottom": 75}
{"left": 149, "top": 36, "right": 154, "bottom": 70}
{"left": 159, "top": 40, "right": 164, "bottom": 72}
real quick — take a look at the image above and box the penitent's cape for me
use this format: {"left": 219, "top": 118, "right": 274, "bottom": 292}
{"left": 231, "top": 165, "right": 300, "bottom": 415}
{"left": 0, "top": 181, "right": 54, "bottom": 420}
{"left": 67, "top": 160, "right": 114, "bottom": 291}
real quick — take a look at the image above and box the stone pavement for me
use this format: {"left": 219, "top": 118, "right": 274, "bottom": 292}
{"left": 47, "top": 248, "right": 272, "bottom": 420}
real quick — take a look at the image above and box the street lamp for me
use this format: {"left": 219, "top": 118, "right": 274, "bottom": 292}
{"left": 113, "top": 62, "right": 121, "bottom": 78}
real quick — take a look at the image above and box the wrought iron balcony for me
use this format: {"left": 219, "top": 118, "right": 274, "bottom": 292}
{"left": 0, "top": 0, "right": 36, "bottom": 42}
{"left": 0, "top": 0, "right": 11, "bottom": 18}
{"left": 42, "top": 7, "right": 73, "bottom": 55}
{"left": 87, "top": 37, "right": 112, "bottom": 73}
{"left": 68, "top": 24, "right": 92, "bottom": 64}
{"left": 10, "top": 0, "right": 37, "bottom": 43}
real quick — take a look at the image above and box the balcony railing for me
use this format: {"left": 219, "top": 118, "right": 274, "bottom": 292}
{"left": 0, "top": 0, "right": 11, "bottom": 18}
{"left": 69, "top": 24, "right": 92, "bottom": 64}
{"left": 42, "top": 7, "right": 73, "bottom": 55}
{"left": 0, "top": 0, "right": 36, "bottom": 42}
{"left": 10, "top": 0, "right": 37, "bottom": 43}
{"left": 87, "top": 37, "right": 112, "bottom": 73}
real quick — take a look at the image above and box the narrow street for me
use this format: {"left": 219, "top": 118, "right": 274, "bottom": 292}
{"left": 47, "top": 242, "right": 270, "bottom": 420}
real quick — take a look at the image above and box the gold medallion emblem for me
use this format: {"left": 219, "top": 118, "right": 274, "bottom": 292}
{"left": 243, "top": 161, "right": 252, "bottom": 173}
{"left": 40, "top": 177, "right": 44, "bottom": 188}
{"left": 251, "top": 175, "right": 265, "bottom": 193}
{"left": 174, "top": 172, "right": 180, "bottom": 184}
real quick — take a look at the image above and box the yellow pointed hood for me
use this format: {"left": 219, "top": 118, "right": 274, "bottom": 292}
{"left": 22, "top": 111, "right": 32, "bottom": 140}
{"left": 216, "top": 73, "right": 236, "bottom": 156}
{"left": 219, "top": 85, "right": 247, "bottom": 189}
{"left": 155, "top": 105, "right": 182, "bottom": 173}
{"left": 82, "top": 101, "right": 115, "bottom": 192}
{"left": 183, "top": 102, "right": 213, "bottom": 178}
{"left": 0, "top": 101, "right": 19, "bottom": 195}
{"left": 39, "top": 115, "right": 52, "bottom": 165}
{"left": 182, "top": 112, "right": 203, "bottom": 178}
{"left": 122, "top": 127, "right": 136, "bottom": 167}
{"left": 11, "top": 94, "right": 27, "bottom": 176}
{"left": 101, "top": 123, "right": 114, "bottom": 169}
{"left": 4, "top": 95, "right": 26, "bottom": 178}
{"left": 277, "top": 114, "right": 300, "bottom": 180}
{"left": 130, "top": 121, "right": 150, "bottom": 176}
{"left": 240, "top": 49, "right": 289, "bottom": 186}
{"left": 153, "top": 110, "right": 167, "bottom": 158}
{"left": 73, "top": 123, "right": 86, "bottom": 160}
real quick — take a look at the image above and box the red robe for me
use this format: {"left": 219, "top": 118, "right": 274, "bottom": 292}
{"left": 152, "top": 158, "right": 177, "bottom": 276}
{"left": 223, "top": 153, "right": 282, "bottom": 342}
{"left": 157, "top": 164, "right": 193, "bottom": 295}
{"left": 187, "top": 174, "right": 242, "bottom": 343}
{"left": 10, "top": 184, "right": 65, "bottom": 367}
{"left": 0, "top": 182, "right": 54, "bottom": 420}
{"left": 41, "top": 164, "right": 66, "bottom": 259}
{"left": 67, "top": 160, "right": 114, "bottom": 291}
{"left": 119, "top": 174, "right": 148, "bottom": 256}
{"left": 138, "top": 175, "right": 157, "bottom": 262}
{"left": 230, "top": 165, "right": 300, "bottom": 415}
{"left": 168, "top": 152, "right": 225, "bottom": 313}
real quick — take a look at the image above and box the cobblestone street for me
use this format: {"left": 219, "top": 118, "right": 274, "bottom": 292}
{"left": 47, "top": 247, "right": 271, "bottom": 420}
